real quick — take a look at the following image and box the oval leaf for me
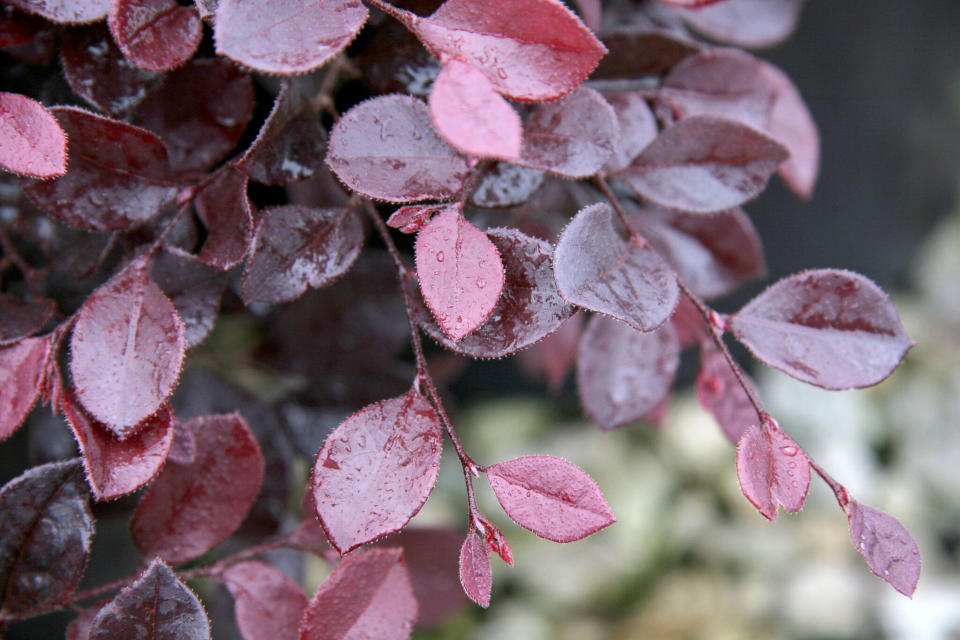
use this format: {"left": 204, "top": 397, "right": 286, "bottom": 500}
{"left": 735, "top": 421, "right": 810, "bottom": 522}
{"left": 415, "top": 209, "right": 505, "bottom": 341}
{"left": 223, "top": 561, "right": 307, "bottom": 640}
{"left": 193, "top": 167, "right": 254, "bottom": 269}
{"left": 469, "top": 162, "right": 545, "bottom": 209}
{"left": 603, "top": 90, "right": 658, "bottom": 172}
{"left": 0, "top": 336, "right": 50, "bottom": 442}
{"left": 0, "top": 295, "right": 55, "bottom": 345}
{"left": 696, "top": 342, "right": 757, "bottom": 444}
{"left": 149, "top": 247, "right": 228, "bottom": 349}
{"left": 678, "top": 0, "right": 806, "bottom": 49}
{"left": 846, "top": 500, "right": 921, "bottom": 597}
{"left": 729, "top": 269, "right": 912, "bottom": 389}
{"left": 311, "top": 388, "right": 442, "bottom": 554}
{"left": 326, "top": 94, "right": 470, "bottom": 203}
{"left": 5, "top": 0, "right": 108, "bottom": 24}
{"left": 386, "top": 204, "right": 444, "bottom": 234}
{"left": 518, "top": 311, "right": 583, "bottom": 393}
{"left": 459, "top": 532, "right": 492, "bottom": 608}
{"left": 108, "top": 0, "right": 202, "bottom": 72}
{"left": 0, "top": 92, "right": 67, "bottom": 178}
{"left": 486, "top": 455, "right": 614, "bottom": 542}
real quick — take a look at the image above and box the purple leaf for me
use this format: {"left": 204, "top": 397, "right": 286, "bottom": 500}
{"left": 469, "top": 162, "right": 545, "bottom": 208}
{"left": 66, "top": 603, "right": 106, "bottom": 640}
{"left": 729, "top": 269, "right": 913, "bottom": 389}
{"left": 458, "top": 532, "right": 492, "bottom": 608}
{"left": 0, "top": 459, "right": 94, "bottom": 614}
{"left": 577, "top": 314, "right": 680, "bottom": 431}
{"left": 518, "top": 312, "right": 584, "bottom": 393}
{"left": 108, "top": 0, "right": 202, "bottom": 72}
{"left": 70, "top": 266, "right": 185, "bottom": 435}
{"left": 0, "top": 337, "right": 50, "bottom": 442}
{"left": 411, "top": 0, "right": 606, "bottom": 101}
{"left": 486, "top": 455, "right": 615, "bottom": 542}
{"left": 760, "top": 61, "right": 820, "bottom": 198}
{"left": 614, "top": 115, "right": 788, "bottom": 213}
{"left": 845, "top": 500, "right": 921, "bottom": 597}
{"left": 5, "top": 0, "right": 108, "bottom": 24}
{"left": 89, "top": 558, "right": 210, "bottom": 640}
{"left": 387, "top": 204, "right": 444, "bottom": 234}
{"left": 736, "top": 421, "right": 810, "bottom": 521}
{"left": 311, "top": 388, "right": 442, "bottom": 554}
{"left": 214, "top": 0, "right": 368, "bottom": 75}
{"left": 677, "top": 0, "right": 806, "bottom": 49}
{"left": 0, "top": 295, "right": 54, "bottom": 345}
{"left": 554, "top": 203, "right": 678, "bottom": 332}
{"left": 22, "top": 106, "right": 177, "bottom": 231}
{"left": 241, "top": 205, "right": 364, "bottom": 306}
{"left": 326, "top": 94, "right": 470, "bottom": 203}
{"left": 299, "top": 547, "right": 418, "bottom": 640}
{"left": 223, "top": 561, "right": 307, "bottom": 640}
{"left": 61, "top": 388, "right": 174, "bottom": 501}
{"left": 130, "top": 412, "right": 264, "bottom": 564}
{"left": 594, "top": 27, "right": 701, "bottom": 78}
{"left": 167, "top": 415, "right": 196, "bottom": 464}
{"left": 149, "top": 247, "right": 228, "bottom": 349}
{"left": 696, "top": 342, "right": 757, "bottom": 444}
{"left": 602, "top": 91, "right": 658, "bottom": 172}
{"left": 415, "top": 209, "right": 505, "bottom": 341}
{"left": 0, "top": 92, "right": 67, "bottom": 178}
{"left": 193, "top": 167, "right": 253, "bottom": 269}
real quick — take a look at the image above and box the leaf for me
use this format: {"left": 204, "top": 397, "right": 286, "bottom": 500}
{"left": 486, "top": 455, "right": 615, "bottom": 542}
{"left": 602, "top": 91, "right": 658, "bottom": 172}
{"left": 5, "top": 0, "right": 108, "bottom": 24}
{"left": 130, "top": 412, "right": 264, "bottom": 564}
{"left": 193, "top": 167, "right": 253, "bottom": 269}
{"left": 415, "top": 209, "right": 505, "bottom": 341}
{"left": 66, "top": 603, "right": 106, "bottom": 640}
{"left": 0, "top": 459, "right": 94, "bottom": 614}
{"left": 241, "top": 205, "right": 364, "bottom": 305}
{"left": 61, "top": 388, "right": 175, "bottom": 501}
{"left": 311, "top": 388, "right": 442, "bottom": 554}
{"left": 416, "top": 228, "right": 574, "bottom": 358}
{"left": 70, "top": 266, "right": 186, "bottom": 435}
{"left": 149, "top": 247, "right": 228, "bottom": 349}
{"left": 167, "top": 415, "right": 196, "bottom": 464}
{"left": 386, "top": 204, "right": 444, "bottom": 234}
{"left": 299, "top": 547, "right": 418, "bottom": 640}
{"left": 458, "top": 532, "right": 491, "bottom": 608}
{"left": 517, "top": 88, "right": 617, "bottom": 178}
{"left": 518, "top": 311, "right": 583, "bottom": 393}
{"left": 469, "top": 162, "right": 544, "bottom": 208}
{"left": 22, "top": 107, "right": 177, "bottom": 231}
{"left": 729, "top": 269, "right": 913, "bottom": 389}
{"left": 577, "top": 314, "right": 679, "bottom": 430}
{"left": 411, "top": 0, "right": 606, "bottom": 101}
{"left": 0, "top": 92, "right": 67, "bottom": 178}
{"left": 214, "top": 0, "right": 368, "bottom": 75}
{"left": 659, "top": 0, "right": 727, "bottom": 6}
{"left": 845, "top": 500, "right": 921, "bottom": 597}
{"left": 759, "top": 61, "right": 819, "bottom": 198}
{"left": 0, "top": 295, "right": 54, "bottom": 346}
{"left": 108, "top": 0, "right": 202, "bottom": 72}
{"left": 735, "top": 421, "right": 810, "bottom": 521}
{"left": 89, "top": 558, "right": 210, "bottom": 640}
{"left": 696, "top": 342, "right": 757, "bottom": 444}
{"left": 223, "top": 561, "right": 307, "bottom": 640}
{"left": 428, "top": 59, "right": 522, "bottom": 160}
{"left": 594, "top": 27, "right": 701, "bottom": 79}
{"left": 677, "top": 0, "right": 806, "bottom": 49}
{"left": 326, "top": 94, "right": 470, "bottom": 203}
{"left": 554, "top": 203, "right": 678, "bottom": 332}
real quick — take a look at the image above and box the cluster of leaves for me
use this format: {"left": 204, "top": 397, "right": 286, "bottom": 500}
{"left": 0, "top": 0, "right": 922, "bottom": 637}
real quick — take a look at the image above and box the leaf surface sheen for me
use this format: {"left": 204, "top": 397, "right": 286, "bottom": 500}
{"left": 5, "top": 0, "right": 108, "bottom": 24}
{"left": 0, "top": 92, "right": 67, "bottom": 178}
{"left": 735, "top": 421, "right": 809, "bottom": 521}
{"left": 696, "top": 342, "right": 757, "bottom": 444}
{"left": 193, "top": 167, "right": 254, "bottom": 269}
{"left": 677, "top": 0, "right": 806, "bottom": 49}
{"left": 459, "top": 532, "right": 492, "bottom": 608}
{"left": 108, "top": 0, "right": 202, "bottom": 72}
{"left": 149, "top": 247, "right": 228, "bottom": 349}
{"left": 223, "top": 561, "right": 307, "bottom": 640}
{"left": 469, "top": 162, "right": 545, "bottom": 208}
{"left": 0, "top": 336, "right": 49, "bottom": 442}
{"left": 846, "top": 500, "right": 921, "bottom": 597}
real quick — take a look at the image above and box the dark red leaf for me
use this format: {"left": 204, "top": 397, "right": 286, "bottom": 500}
{"left": 167, "top": 415, "right": 196, "bottom": 464}
{"left": 386, "top": 204, "right": 444, "bottom": 234}
{"left": 415, "top": 209, "right": 505, "bottom": 341}
{"left": 554, "top": 203, "right": 678, "bottom": 332}
{"left": 0, "top": 459, "right": 94, "bottom": 614}
{"left": 193, "top": 167, "right": 253, "bottom": 269}
{"left": 299, "top": 547, "right": 417, "bottom": 640}
{"left": 481, "top": 521, "right": 513, "bottom": 566}
{"left": 486, "top": 455, "right": 614, "bottom": 542}
{"left": 469, "top": 162, "right": 544, "bottom": 208}
{"left": 518, "top": 311, "right": 583, "bottom": 392}
{"left": 602, "top": 91, "right": 658, "bottom": 172}
{"left": 416, "top": 228, "right": 574, "bottom": 358}
{"left": 429, "top": 59, "right": 522, "bottom": 160}
{"left": 411, "top": 0, "right": 606, "bottom": 101}
{"left": 22, "top": 107, "right": 177, "bottom": 231}
{"left": 138, "top": 59, "right": 254, "bottom": 172}
{"left": 5, "top": 0, "right": 108, "bottom": 24}
{"left": 61, "top": 388, "right": 174, "bottom": 501}
{"left": 326, "top": 94, "right": 470, "bottom": 203}
{"left": 696, "top": 342, "right": 757, "bottom": 444}
{"left": 241, "top": 205, "right": 364, "bottom": 305}
{"left": 729, "top": 269, "right": 913, "bottom": 389}
{"left": 845, "top": 500, "right": 921, "bottom": 597}
{"left": 70, "top": 266, "right": 186, "bottom": 435}
{"left": 0, "top": 92, "right": 67, "bottom": 179}
{"left": 594, "top": 27, "right": 701, "bottom": 79}
{"left": 311, "top": 388, "right": 442, "bottom": 554}
{"left": 670, "top": 293, "right": 705, "bottom": 348}
{"left": 0, "top": 295, "right": 54, "bottom": 345}
{"left": 223, "top": 561, "right": 307, "bottom": 640}
{"left": 108, "top": 0, "right": 202, "bottom": 72}
{"left": 458, "top": 532, "right": 491, "bottom": 608}
{"left": 89, "top": 558, "right": 210, "bottom": 639}
{"left": 66, "top": 603, "right": 106, "bottom": 640}
{"left": 517, "top": 88, "right": 617, "bottom": 178}
{"left": 130, "top": 412, "right": 264, "bottom": 564}
{"left": 678, "top": 0, "right": 806, "bottom": 49}
{"left": 577, "top": 314, "right": 679, "bottom": 431}
{"left": 0, "top": 8, "right": 46, "bottom": 48}
{"left": 149, "top": 247, "right": 228, "bottom": 348}
{"left": 736, "top": 421, "right": 810, "bottom": 521}
{"left": 214, "top": 0, "right": 368, "bottom": 75}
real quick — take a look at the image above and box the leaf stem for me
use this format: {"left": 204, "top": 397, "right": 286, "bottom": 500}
{"left": 809, "top": 459, "right": 851, "bottom": 510}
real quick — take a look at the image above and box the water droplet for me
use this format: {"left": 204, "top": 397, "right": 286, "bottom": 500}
{"left": 780, "top": 446, "right": 798, "bottom": 456}
{"left": 497, "top": 67, "right": 508, "bottom": 79}
{"left": 436, "top": 251, "right": 444, "bottom": 262}
{"left": 476, "top": 278, "right": 486, "bottom": 289}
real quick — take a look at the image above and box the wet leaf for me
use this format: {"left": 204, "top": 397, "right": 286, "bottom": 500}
{"left": 2, "top": 337, "right": 51, "bottom": 441}
{"left": 0, "top": 295, "right": 54, "bottom": 345}
{"left": 223, "top": 561, "right": 307, "bottom": 640}
{"left": 193, "top": 167, "right": 253, "bottom": 269}
{"left": 846, "top": 500, "right": 921, "bottom": 597}
{"left": 108, "top": 0, "right": 202, "bottom": 72}
{"left": 736, "top": 421, "right": 810, "bottom": 521}
{"left": 458, "top": 532, "right": 491, "bottom": 608}
{"left": 5, "top": 0, "right": 108, "bottom": 24}
{"left": 387, "top": 204, "right": 444, "bottom": 234}
{"left": 0, "top": 92, "right": 67, "bottom": 178}
{"left": 602, "top": 91, "right": 658, "bottom": 172}
{"left": 678, "top": 0, "right": 806, "bottom": 49}
{"left": 149, "top": 247, "right": 228, "bottom": 349}
{"left": 696, "top": 342, "right": 757, "bottom": 444}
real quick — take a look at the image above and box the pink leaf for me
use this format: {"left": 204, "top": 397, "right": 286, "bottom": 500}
{"left": 760, "top": 61, "right": 819, "bottom": 198}
{"left": 602, "top": 91, "right": 658, "bottom": 172}
{"left": 149, "top": 247, "right": 227, "bottom": 349}
{"left": 299, "top": 547, "right": 418, "bottom": 640}
{"left": 223, "top": 561, "right": 307, "bottom": 640}
{"left": 729, "top": 269, "right": 913, "bottom": 389}
{"left": 386, "top": 204, "right": 444, "bottom": 234}
{"left": 696, "top": 342, "right": 757, "bottom": 444}
{"left": 311, "top": 388, "right": 442, "bottom": 554}
{"left": 845, "top": 500, "right": 921, "bottom": 597}
{"left": 130, "top": 412, "right": 264, "bottom": 564}
{"left": 70, "top": 266, "right": 185, "bottom": 435}
{"left": 0, "top": 92, "right": 67, "bottom": 178}
{"left": 242, "top": 205, "right": 364, "bottom": 305}
{"left": 458, "top": 532, "right": 492, "bottom": 608}
{"left": 677, "top": 0, "right": 806, "bottom": 49}
{"left": 0, "top": 336, "right": 49, "bottom": 442}
{"left": 108, "top": 0, "right": 202, "bottom": 72}
{"left": 61, "top": 388, "right": 174, "bottom": 501}
{"left": 735, "top": 421, "right": 810, "bottom": 521}
{"left": 486, "top": 455, "right": 615, "bottom": 542}
{"left": 193, "top": 167, "right": 254, "bottom": 269}
{"left": 415, "top": 209, "right": 505, "bottom": 341}
{"left": 214, "top": 0, "right": 368, "bottom": 75}
{"left": 326, "top": 94, "right": 470, "bottom": 203}
{"left": 554, "top": 203, "right": 678, "bottom": 332}
{"left": 577, "top": 315, "right": 680, "bottom": 431}
{"left": 429, "top": 59, "right": 521, "bottom": 160}
{"left": 5, "top": 0, "right": 109, "bottom": 24}
{"left": 411, "top": 0, "right": 606, "bottom": 101}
